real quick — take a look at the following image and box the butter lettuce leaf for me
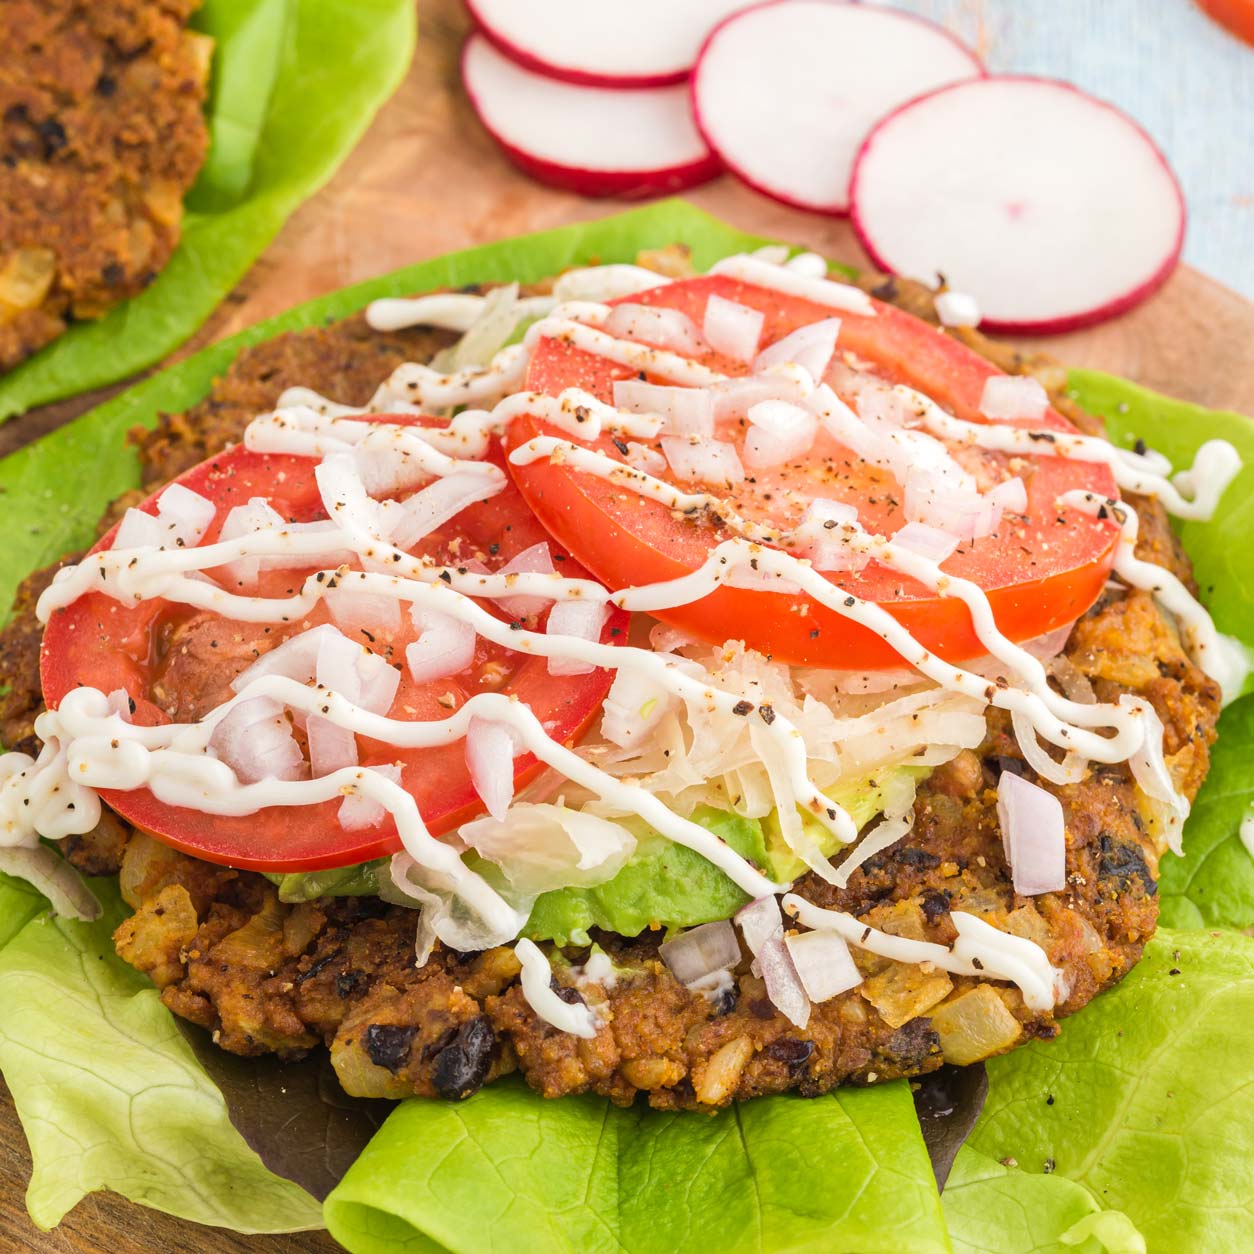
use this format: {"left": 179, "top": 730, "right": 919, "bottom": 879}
{"left": 952, "top": 929, "right": 1254, "bottom": 1254}
{"left": 0, "top": 0, "right": 417, "bottom": 421}
{"left": 0, "top": 878, "right": 322, "bottom": 1231}
{"left": 324, "top": 1078, "right": 949, "bottom": 1254}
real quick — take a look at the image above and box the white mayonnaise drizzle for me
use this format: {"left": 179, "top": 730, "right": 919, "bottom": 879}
{"left": 783, "top": 894, "right": 1067, "bottom": 1012}
{"left": 366, "top": 291, "right": 556, "bottom": 334}
{"left": 8, "top": 249, "right": 1242, "bottom": 1032}
{"left": 515, "top": 938, "right": 597, "bottom": 1037}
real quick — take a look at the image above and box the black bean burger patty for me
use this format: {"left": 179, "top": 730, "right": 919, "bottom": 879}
{"left": 0, "top": 0, "right": 210, "bottom": 370}
{"left": 0, "top": 271, "right": 1221, "bottom": 1109}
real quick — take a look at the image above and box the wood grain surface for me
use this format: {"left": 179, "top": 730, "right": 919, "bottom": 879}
{"left": 3, "top": 1, "right": 1253, "bottom": 1251}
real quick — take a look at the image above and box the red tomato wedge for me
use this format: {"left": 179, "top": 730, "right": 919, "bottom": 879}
{"left": 506, "top": 275, "right": 1121, "bottom": 669}
{"left": 40, "top": 417, "right": 627, "bottom": 871}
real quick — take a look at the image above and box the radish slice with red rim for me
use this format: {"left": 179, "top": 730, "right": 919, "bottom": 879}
{"left": 461, "top": 35, "right": 721, "bottom": 199}
{"left": 850, "top": 77, "right": 1186, "bottom": 332}
{"left": 691, "top": 0, "right": 981, "bottom": 214}
{"left": 465, "top": 0, "right": 755, "bottom": 88}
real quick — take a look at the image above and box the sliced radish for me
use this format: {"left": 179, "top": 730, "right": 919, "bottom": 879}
{"left": 466, "top": 0, "right": 754, "bottom": 88}
{"left": 691, "top": 0, "right": 981, "bottom": 214}
{"left": 462, "top": 35, "right": 720, "bottom": 199}
{"left": 850, "top": 77, "right": 1186, "bottom": 332}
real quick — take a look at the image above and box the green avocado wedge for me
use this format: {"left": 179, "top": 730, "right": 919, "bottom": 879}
{"left": 0, "top": 203, "right": 1252, "bottom": 1254}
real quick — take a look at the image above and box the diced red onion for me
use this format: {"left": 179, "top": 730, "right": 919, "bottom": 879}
{"left": 324, "top": 585, "right": 402, "bottom": 634}
{"left": 753, "top": 317, "right": 841, "bottom": 381}
{"left": 702, "top": 294, "right": 764, "bottom": 363}
{"left": 757, "top": 936, "right": 810, "bottom": 1028}
{"left": 904, "top": 469, "right": 1002, "bottom": 541}
{"left": 210, "top": 696, "right": 306, "bottom": 784}
{"left": 389, "top": 473, "right": 499, "bottom": 551}
{"left": 406, "top": 608, "right": 476, "bottom": 683}
{"left": 465, "top": 717, "right": 520, "bottom": 821}
{"left": 624, "top": 441, "right": 668, "bottom": 476}
{"left": 308, "top": 714, "right": 358, "bottom": 777}
{"left": 996, "top": 770, "right": 1067, "bottom": 896}
{"left": 612, "top": 379, "right": 713, "bottom": 438}
{"left": 495, "top": 541, "right": 556, "bottom": 620}
{"left": 892, "top": 521, "right": 961, "bottom": 565}
{"left": 659, "top": 920, "right": 741, "bottom": 986}
{"left": 784, "top": 930, "right": 862, "bottom": 1002}
{"left": 604, "top": 303, "right": 706, "bottom": 356}
{"left": 987, "top": 476, "right": 1028, "bottom": 514}
{"left": 339, "top": 763, "right": 402, "bottom": 831}
{"left": 661, "top": 436, "right": 744, "bottom": 487}
{"left": 546, "top": 599, "right": 610, "bottom": 675}
{"left": 979, "top": 375, "right": 1049, "bottom": 422}
{"left": 743, "top": 399, "right": 818, "bottom": 468}
{"left": 736, "top": 895, "right": 784, "bottom": 956}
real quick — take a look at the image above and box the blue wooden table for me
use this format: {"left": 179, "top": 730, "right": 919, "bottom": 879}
{"left": 886, "top": 0, "right": 1254, "bottom": 297}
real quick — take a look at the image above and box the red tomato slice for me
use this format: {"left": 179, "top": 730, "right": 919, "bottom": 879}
{"left": 40, "top": 417, "right": 627, "bottom": 871}
{"left": 506, "top": 275, "right": 1121, "bottom": 670}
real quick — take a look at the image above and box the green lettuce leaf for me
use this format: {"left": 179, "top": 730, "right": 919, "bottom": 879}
{"left": 1157, "top": 696, "right": 1254, "bottom": 929}
{"left": 1067, "top": 370, "right": 1254, "bottom": 676}
{"left": 323, "top": 1078, "right": 949, "bottom": 1254}
{"left": 949, "top": 929, "right": 1254, "bottom": 1254}
{"left": 0, "top": 0, "right": 417, "bottom": 422}
{"left": 0, "top": 878, "right": 322, "bottom": 1231}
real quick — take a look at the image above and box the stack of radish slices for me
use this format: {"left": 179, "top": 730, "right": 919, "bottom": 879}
{"left": 463, "top": 0, "right": 1185, "bottom": 332}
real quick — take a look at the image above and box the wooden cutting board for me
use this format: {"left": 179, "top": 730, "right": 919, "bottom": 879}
{"left": 3, "top": 2, "right": 1252, "bottom": 1251}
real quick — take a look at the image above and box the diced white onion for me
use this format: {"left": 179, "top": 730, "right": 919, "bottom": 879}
{"left": 546, "top": 599, "right": 610, "bottom": 675}
{"left": 785, "top": 929, "right": 862, "bottom": 1002}
{"left": 792, "top": 498, "right": 867, "bottom": 572}
{"left": 612, "top": 379, "right": 714, "bottom": 438}
{"left": 308, "top": 713, "right": 358, "bottom": 777}
{"left": 724, "top": 564, "right": 802, "bottom": 595}
{"left": 753, "top": 318, "right": 841, "bottom": 381}
{"left": 987, "top": 476, "right": 1028, "bottom": 514}
{"left": 155, "top": 484, "right": 216, "bottom": 547}
{"left": 600, "top": 669, "right": 675, "bottom": 748}
{"left": 105, "top": 688, "right": 133, "bottom": 721}
{"left": 465, "top": 717, "right": 519, "bottom": 821}
{"left": 624, "top": 441, "right": 668, "bottom": 475}
{"left": 743, "top": 399, "right": 818, "bottom": 468}
{"left": 736, "top": 894, "right": 784, "bottom": 956}
{"left": 231, "top": 623, "right": 340, "bottom": 693}
{"left": 209, "top": 696, "right": 306, "bottom": 784}
{"left": 661, "top": 437, "right": 744, "bottom": 487}
{"left": 495, "top": 542, "right": 556, "bottom": 620}
{"left": 217, "top": 497, "right": 284, "bottom": 587}
{"left": 660, "top": 920, "right": 741, "bottom": 986}
{"left": 757, "top": 936, "right": 810, "bottom": 1028}
{"left": 324, "top": 585, "right": 402, "bottom": 634}
{"left": 934, "top": 291, "right": 981, "bottom": 327}
{"left": 892, "top": 521, "right": 961, "bottom": 565}
{"left": 980, "top": 375, "right": 1049, "bottom": 422}
{"left": 339, "top": 763, "right": 402, "bottom": 831}
{"left": 603, "top": 303, "right": 706, "bottom": 356}
{"left": 352, "top": 426, "right": 432, "bottom": 498}
{"left": 406, "top": 608, "right": 476, "bottom": 683}
{"left": 710, "top": 370, "right": 810, "bottom": 423}
{"left": 996, "top": 770, "right": 1067, "bottom": 896}
{"left": 904, "top": 469, "right": 1003, "bottom": 541}
{"left": 388, "top": 473, "right": 499, "bottom": 551}
{"left": 315, "top": 627, "right": 400, "bottom": 716}
{"left": 702, "top": 294, "right": 764, "bottom": 363}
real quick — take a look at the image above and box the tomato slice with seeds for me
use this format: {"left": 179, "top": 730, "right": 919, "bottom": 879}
{"left": 40, "top": 417, "right": 627, "bottom": 871}
{"left": 506, "top": 275, "right": 1121, "bottom": 669}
